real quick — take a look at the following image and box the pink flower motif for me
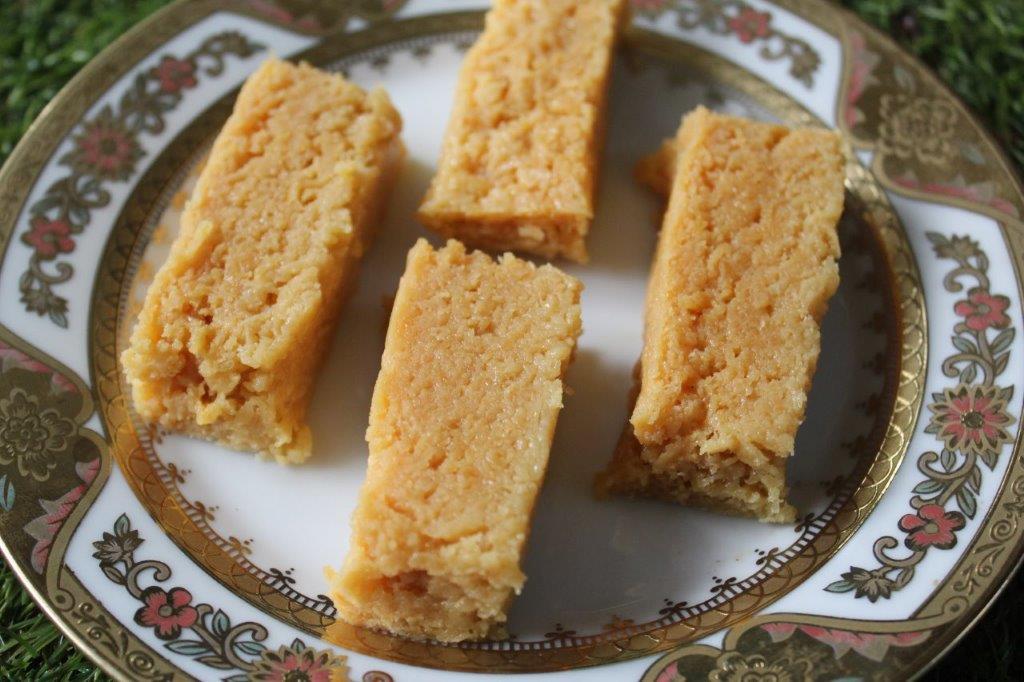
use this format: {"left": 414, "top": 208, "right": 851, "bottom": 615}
{"left": 844, "top": 31, "right": 880, "bottom": 128}
{"left": 0, "top": 344, "right": 79, "bottom": 395}
{"left": 927, "top": 385, "right": 1014, "bottom": 457}
{"left": 801, "top": 625, "right": 867, "bottom": 653}
{"left": 654, "top": 662, "right": 683, "bottom": 682}
{"left": 781, "top": 624, "right": 930, "bottom": 662}
{"left": 150, "top": 56, "right": 197, "bottom": 94}
{"left": 63, "top": 109, "right": 143, "bottom": 181}
{"left": 0, "top": 345, "right": 50, "bottom": 375}
{"left": 761, "top": 622, "right": 798, "bottom": 640}
{"left": 250, "top": 640, "right": 347, "bottom": 682}
{"left": 134, "top": 586, "right": 199, "bottom": 640}
{"left": 893, "top": 630, "right": 930, "bottom": 646}
{"left": 51, "top": 373, "right": 78, "bottom": 395}
{"left": 899, "top": 504, "right": 966, "bottom": 551}
{"left": 22, "top": 216, "right": 75, "bottom": 260}
{"left": 892, "top": 176, "right": 1020, "bottom": 218}
{"left": 954, "top": 289, "right": 1011, "bottom": 331}
{"left": 728, "top": 8, "right": 771, "bottom": 44}
{"left": 23, "top": 459, "right": 100, "bottom": 573}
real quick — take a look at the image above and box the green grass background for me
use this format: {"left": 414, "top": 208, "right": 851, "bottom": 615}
{"left": 1, "top": 0, "right": 1022, "bottom": 679}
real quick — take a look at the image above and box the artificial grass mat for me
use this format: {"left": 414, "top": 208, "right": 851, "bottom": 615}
{"left": 1, "top": 0, "right": 1022, "bottom": 680}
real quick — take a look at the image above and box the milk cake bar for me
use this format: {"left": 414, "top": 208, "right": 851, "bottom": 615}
{"left": 122, "top": 58, "right": 403, "bottom": 463}
{"left": 597, "top": 107, "right": 844, "bottom": 522}
{"left": 418, "top": 0, "right": 627, "bottom": 262}
{"left": 328, "top": 239, "right": 582, "bottom": 641}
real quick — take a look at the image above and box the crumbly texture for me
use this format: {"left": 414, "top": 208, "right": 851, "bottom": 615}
{"left": 328, "top": 239, "right": 582, "bottom": 642}
{"left": 417, "top": 0, "right": 626, "bottom": 263}
{"left": 121, "top": 58, "right": 403, "bottom": 464}
{"left": 596, "top": 107, "right": 844, "bottom": 522}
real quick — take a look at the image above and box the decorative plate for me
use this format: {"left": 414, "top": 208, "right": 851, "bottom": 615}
{"left": 1, "top": 1, "right": 1022, "bottom": 680}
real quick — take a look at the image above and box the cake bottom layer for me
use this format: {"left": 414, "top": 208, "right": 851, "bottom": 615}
{"left": 596, "top": 408, "right": 796, "bottom": 523}
{"left": 326, "top": 559, "right": 513, "bottom": 642}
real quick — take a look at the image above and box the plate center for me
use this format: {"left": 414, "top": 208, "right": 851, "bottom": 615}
{"left": 114, "top": 30, "right": 898, "bottom": 647}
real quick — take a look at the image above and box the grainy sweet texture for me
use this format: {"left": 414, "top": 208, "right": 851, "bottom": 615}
{"left": 328, "top": 239, "right": 582, "bottom": 642}
{"left": 417, "top": 0, "right": 626, "bottom": 263}
{"left": 121, "top": 58, "right": 403, "bottom": 463}
{"left": 596, "top": 107, "right": 844, "bottom": 523}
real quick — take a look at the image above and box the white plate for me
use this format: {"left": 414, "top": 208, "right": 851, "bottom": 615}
{"left": 0, "top": 2, "right": 1022, "bottom": 680}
